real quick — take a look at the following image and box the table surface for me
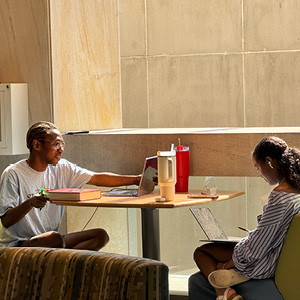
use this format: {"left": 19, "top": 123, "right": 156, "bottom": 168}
{"left": 50, "top": 189, "right": 245, "bottom": 208}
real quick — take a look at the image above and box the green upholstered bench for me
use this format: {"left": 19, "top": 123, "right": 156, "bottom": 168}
{"left": 275, "top": 213, "right": 300, "bottom": 299}
{"left": 189, "top": 213, "right": 300, "bottom": 300}
{"left": 0, "top": 247, "right": 169, "bottom": 300}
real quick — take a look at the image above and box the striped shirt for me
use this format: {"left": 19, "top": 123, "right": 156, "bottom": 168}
{"left": 232, "top": 191, "right": 300, "bottom": 279}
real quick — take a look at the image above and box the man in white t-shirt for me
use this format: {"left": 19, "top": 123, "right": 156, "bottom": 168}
{"left": 0, "top": 121, "right": 140, "bottom": 250}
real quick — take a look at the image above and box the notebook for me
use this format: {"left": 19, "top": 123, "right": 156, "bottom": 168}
{"left": 103, "top": 156, "right": 157, "bottom": 197}
{"left": 189, "top": 207, "right": 244, "bottom": 243}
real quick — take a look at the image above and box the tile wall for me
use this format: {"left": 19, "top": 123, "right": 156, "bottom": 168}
{"left": 0, "top": 0, "right": 122, "bottom": 132}
{"left": 1, "top": 0, "right": 300, "bottom": 286}
{"left": 119, "top": 0, "right": 300, "bottom": 128}
{"left": 118, "top": 0, "right": 300, "bottom": 275}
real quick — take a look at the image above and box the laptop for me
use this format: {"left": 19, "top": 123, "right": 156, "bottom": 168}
{"left": 189, "top": 207, "right": 244, "bottom": 243}
{"left": 103, "top": 156, "right": 157, "bottom": 197}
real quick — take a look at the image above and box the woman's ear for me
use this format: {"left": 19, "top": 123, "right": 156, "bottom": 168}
{"left": 266, "top": 156, "right": 276, "bottom": 170}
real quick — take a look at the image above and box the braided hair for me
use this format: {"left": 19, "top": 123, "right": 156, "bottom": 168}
{"left": 253, "top": 136, "right": 300, "bottom": 189}
{"left": 26, "top": 121, "right": 57, "bottom": 152}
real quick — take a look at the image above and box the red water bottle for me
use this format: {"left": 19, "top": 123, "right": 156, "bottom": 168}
{"left": 175, "top": 143, "right": 190, "bottom": 192}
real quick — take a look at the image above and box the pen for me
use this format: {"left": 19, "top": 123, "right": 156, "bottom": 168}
{"left": 237, "top": 226, "right": 251, "bottom": 233}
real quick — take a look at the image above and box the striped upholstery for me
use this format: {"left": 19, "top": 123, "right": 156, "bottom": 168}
{"left": 0, "top": 247, "right": 169, "bottom": 300}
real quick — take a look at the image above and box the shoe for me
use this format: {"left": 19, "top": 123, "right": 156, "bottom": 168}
{"left": 216, "top": 287, "right": 244, "bottom": 300}
{"left": 209, "top": 269, "right": 249, "bottom": 288}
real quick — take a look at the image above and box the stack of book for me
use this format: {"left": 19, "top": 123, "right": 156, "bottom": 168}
{"left": 44, "top": 188, "right": 101, "bottom": 202}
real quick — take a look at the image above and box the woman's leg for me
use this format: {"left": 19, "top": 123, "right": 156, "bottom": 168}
{"left": 189, "top": 271, "right": 216, "bottom": 300}
{"left": 64, "top": 228, "right": 109, "bottom": 251}
{"left": 194, "top": 243, "right": 239, "bottom": 298}
{"left": 194, "top": 243, "right": 235, "bottom": 278}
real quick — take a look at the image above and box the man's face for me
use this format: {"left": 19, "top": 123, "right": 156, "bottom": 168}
{"left": 37, "top": 129, "right": 65, "bottom": 166}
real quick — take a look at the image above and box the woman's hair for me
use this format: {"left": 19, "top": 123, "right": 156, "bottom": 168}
{"left": 26, "top": 121, "right": 57, "bottom": 152}
{"left": 253, "top": 136, "right": 300, "bottom": 189}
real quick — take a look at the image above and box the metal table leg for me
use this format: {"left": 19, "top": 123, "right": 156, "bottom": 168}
{"left": 141, "top": 208, "right": 160, "bottom": 260}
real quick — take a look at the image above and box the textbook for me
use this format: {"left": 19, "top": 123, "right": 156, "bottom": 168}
{"left": 44, "top": 188, "right": 101, "bottom": 201}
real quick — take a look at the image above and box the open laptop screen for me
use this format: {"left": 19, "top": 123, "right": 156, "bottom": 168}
{"left": 103, "top": 156, "right": 157, "bottom": 197}
{"left": 190, "top": 207, "right": 228, "bottom": 240}
{"left": 190, "top": 207, "right": 243, "bottom": 243}
{"left": 137, "top": 156, "right": 157, "bottom": 196}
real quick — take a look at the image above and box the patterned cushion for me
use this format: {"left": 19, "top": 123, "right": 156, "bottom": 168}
{"left": 0, "top": 247, "right": 169, "bottom": 300}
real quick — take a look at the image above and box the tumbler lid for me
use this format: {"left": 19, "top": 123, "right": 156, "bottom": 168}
{"left": 157, "top": 150, "right": 176, "bottom": 157}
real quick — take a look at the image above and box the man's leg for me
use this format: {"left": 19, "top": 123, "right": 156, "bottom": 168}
{"left": 64, "top": 228, "right": 109, "bottom": 251}
{"left": 22, "top": 231, "right": 64, "bottom": 248}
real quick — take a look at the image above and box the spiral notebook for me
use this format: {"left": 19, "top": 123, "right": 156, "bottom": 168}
{"left": 190, "top": 207, "right": 244, "bottom": 243}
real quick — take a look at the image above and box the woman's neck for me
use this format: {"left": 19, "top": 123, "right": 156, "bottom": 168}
{"left": 274, "top": 179, "right": 300, "bottom": 193}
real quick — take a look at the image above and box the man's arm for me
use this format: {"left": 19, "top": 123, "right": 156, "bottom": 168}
{"left": 1, "top": 195, "right": 47, "bottom": 228}
{"left": 87, "top": 172, "right": 141, "bottom": 187}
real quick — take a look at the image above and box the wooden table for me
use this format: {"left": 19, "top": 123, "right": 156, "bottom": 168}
{"left": 51, "top": 189, "right": 244, "bottom": 260}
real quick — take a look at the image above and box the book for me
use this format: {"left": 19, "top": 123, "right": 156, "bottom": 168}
{"left": 44, "top": 188, "right": 101, "bottom": 201}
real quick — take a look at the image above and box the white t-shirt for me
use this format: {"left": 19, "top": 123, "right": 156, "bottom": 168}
{"left": 0, "top": 159, "right": 94, "bottom": 246}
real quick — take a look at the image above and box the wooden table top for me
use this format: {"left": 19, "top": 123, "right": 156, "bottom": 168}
{"left": 50, "top": 189, "right": 245, "bottom": 209}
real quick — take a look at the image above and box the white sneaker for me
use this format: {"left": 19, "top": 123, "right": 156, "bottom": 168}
{"left": 209, "top": 269, "right": 249, "bottom": 288}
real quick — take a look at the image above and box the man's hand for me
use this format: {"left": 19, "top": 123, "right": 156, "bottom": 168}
{"left": 134, "top": 175, "right": 142, "bottom": 185}
{"left": 1, "top": 194, "right": 49, "bottom": 228}
{"left": 28, "top": 194, "right": 48, "bottom": 209}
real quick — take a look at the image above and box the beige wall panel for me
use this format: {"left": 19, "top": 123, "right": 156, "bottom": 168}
{"left": 244, "top": 0, "right": 300, "bottom": 51}
{"left": 62, "top": 129, "right": 300, "bottom": 178}
{"left": 119, "top": 0, "right": 146, "bottom": 56}
{"left": 50, "top": 0, "right": 121, "bottom": 132}
{"left": 245, "top": 52, "right": 300, "bottom": 127}
{"left": 121, "top": 58, "right": 148, "bottom": 127}
{"left": 147, "top": 0, "right": 242, "bottom": 55}
{"left": 148, "top": 55, "right": 244, "bottom": 128}
{"left": 0, "top": 0, "right": 52, "bottom": 124}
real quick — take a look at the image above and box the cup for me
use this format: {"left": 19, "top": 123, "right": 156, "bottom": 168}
{"left": 175, "top": 145, "right": 190, "bottom": 192}
{"left": 157, "top": 150, "right": 176, "bottom": 201}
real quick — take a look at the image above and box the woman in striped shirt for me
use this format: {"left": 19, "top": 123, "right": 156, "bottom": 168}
{"left": 193, "top": 136, "right": 300, "bottom": 300}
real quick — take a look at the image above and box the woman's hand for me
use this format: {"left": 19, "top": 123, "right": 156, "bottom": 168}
{"left": 217, "top": 259, "right": 235, "bottom": 270}
{"left": 217, "top": 262, "right": 226, "bottom": 270}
